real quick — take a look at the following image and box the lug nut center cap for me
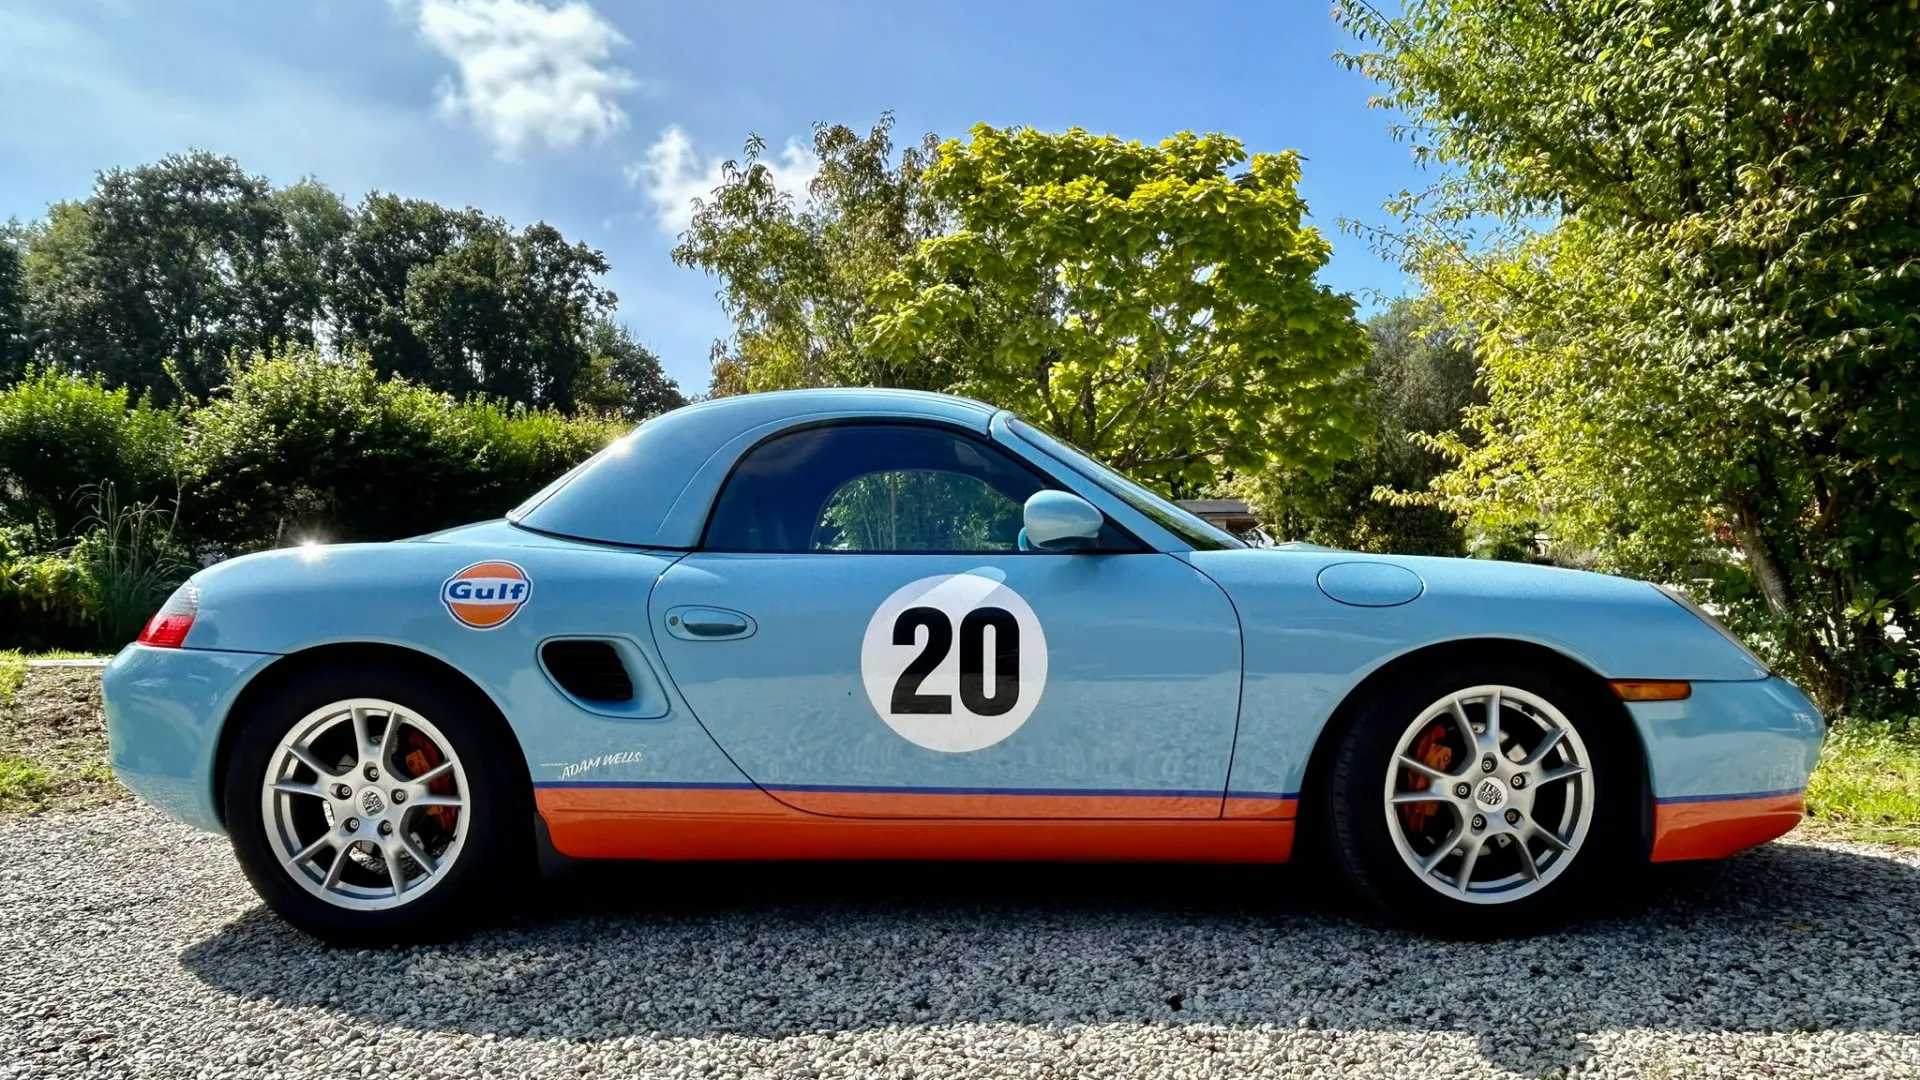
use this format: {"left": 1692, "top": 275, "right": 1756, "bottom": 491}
{"left": 1474, "top": 778, "right": 1507, "bottom": 809}
{"left": 358, "top": 788, "right": 387, "bottom": 817}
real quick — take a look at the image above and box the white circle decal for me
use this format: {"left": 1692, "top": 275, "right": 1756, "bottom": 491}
{"left": 860, "top": 571, "right": 1048, "bottom": 753}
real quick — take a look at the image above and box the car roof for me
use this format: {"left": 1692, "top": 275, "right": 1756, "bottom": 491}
{"left": 509, "top": 389, "right": 1002, "bottom": 548}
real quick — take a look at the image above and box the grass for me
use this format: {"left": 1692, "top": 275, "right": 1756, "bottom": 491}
{"left": 0, "top": 648, "right": 103, "bottom": 704}
{"left": 0, "top": 755, "right": 56, "bottom": 808}
{"left": 0, "top": 650, "right": 120, "bottom": 816}
{"left": 1803, "top": 722, "right": 1920, "bottom": 846}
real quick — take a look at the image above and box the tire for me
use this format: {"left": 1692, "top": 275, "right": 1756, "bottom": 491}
{"left": 1319, "top": 658, "right": 1632, "bottom": 934}
{"left": 223, "top": 664, "right": 532, "bottom": 945}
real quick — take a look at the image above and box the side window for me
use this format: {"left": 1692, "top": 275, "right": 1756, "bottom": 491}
{"left": 703, "top": 424, "right": 1134, "bottom": 553}
{"left": 815, "top": 469, "right": 1024, "bottom": 552}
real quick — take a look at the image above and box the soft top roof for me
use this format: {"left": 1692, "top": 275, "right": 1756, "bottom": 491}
{"left": 509, "top": 388, "right": 999, "bottom": 549}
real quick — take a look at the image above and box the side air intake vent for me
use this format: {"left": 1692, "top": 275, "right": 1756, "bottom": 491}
{"left": 540, "top": 640, "right": 635, "bottom": 703}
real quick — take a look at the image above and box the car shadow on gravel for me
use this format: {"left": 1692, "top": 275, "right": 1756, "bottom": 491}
{"left": 180, "top": 842, "right": 1920, "bottom": 1077}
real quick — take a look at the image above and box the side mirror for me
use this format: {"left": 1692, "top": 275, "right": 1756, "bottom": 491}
{"left": 1022, "top": 490, "right": 1105, "bottom": 551}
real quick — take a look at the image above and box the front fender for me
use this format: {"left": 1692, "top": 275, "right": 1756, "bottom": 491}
{"left": 1184, "top": 549, "right": 1774, "bottom": 805}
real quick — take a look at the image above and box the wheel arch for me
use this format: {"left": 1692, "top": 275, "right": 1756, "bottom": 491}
{"left": 1292, "top": 637, "right": 1654, "bottom": 859}
{"left": 210, "top": 641, "right": 532, "bottom": 828}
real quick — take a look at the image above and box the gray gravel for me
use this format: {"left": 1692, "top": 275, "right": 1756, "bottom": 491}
{"left": 2, "top": 803, "right": 1918, "bottom": 1079}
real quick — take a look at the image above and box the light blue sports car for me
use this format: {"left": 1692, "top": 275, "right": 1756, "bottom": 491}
{"left": 102, "top": 389, "right": 1824, "bottom": 942}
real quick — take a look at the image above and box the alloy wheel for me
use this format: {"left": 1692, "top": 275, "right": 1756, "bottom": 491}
{"left": 1381, "top": 684, "right": 1595, "bottom": 905}
{"left": 258, "top": 698, "right": 471, "bottom": 911}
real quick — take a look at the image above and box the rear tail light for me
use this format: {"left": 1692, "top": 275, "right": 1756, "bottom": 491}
{"left": 137, "top": 582, "right": 200, "bottom": 648}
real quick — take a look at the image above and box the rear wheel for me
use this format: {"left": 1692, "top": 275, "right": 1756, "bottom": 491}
{"left": 224, "top": 666, "right": 530, "bottom": 944}
{"left": 1321, "top": 660, "right": 1629, "bottom": 932}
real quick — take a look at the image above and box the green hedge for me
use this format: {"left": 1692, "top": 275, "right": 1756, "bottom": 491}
{"left": 0, "top": 370, "right": 182, "bottom": 545}
{"left": 0, "top": 354, "right": 627, "bottom": 650}
{"left": 182, "top": 355, "right": 623, "bottom": 549}
{"left": 0, "top": 525, "right": 99, "bottom": 651}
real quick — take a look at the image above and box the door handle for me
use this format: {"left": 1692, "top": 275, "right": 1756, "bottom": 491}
{"left": 684, "top": 614, "right": 748, "bottom": 637}
{"left": 665, "top": 606, "right": 757, "bottom": 641}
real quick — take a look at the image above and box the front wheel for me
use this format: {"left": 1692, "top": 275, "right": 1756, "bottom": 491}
{"left": 223, "top": 666, "right": 531, "bottom": 944}
{"left": 1321, "top": 661, "right": 1631, "bottom": 932}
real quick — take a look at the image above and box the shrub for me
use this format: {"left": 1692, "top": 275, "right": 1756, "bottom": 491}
{"left": 0, "top": 486, "right": 193, "bottom": 651}
{"left": 0, "top": 526, "right": 95, "bottom": 650}
{"left": 450, "top": 397, "right": 626, "bottom": 516}
{"left": 0, "top": 352, "right": 626, "bottom": 650}
{"left": 182, "top": 351, "right": 622, "bottom": 550}
{"left": 70, "top": 484, "right": 193, "bottom": 647}
{"left": 0, "top": 369, "right": 181, "bottom": 545}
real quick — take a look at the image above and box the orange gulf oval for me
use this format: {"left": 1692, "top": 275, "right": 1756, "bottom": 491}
{"left": 441, "top": 561, "right": 531, "bottom": 629}
{"left": 455, "top": 561, "right": 529, "bottom": 581}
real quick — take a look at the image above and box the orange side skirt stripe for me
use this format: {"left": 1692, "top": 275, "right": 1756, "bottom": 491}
{"left": 1222, "top": 795, "right": 1299, "bottom": 820}
{"left": 1649, "top": 792, "right": 1804, "bottom": 862}
{"left": 774, "top": 789, "right": 1224, "bottom": 819}
{"left": 536, "top": 785, "right": 1297, "bottom": 863}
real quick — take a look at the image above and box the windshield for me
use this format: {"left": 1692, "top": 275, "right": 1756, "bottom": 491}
{"left": 1006, "top": 418, "right": 1246, "bottom": 550}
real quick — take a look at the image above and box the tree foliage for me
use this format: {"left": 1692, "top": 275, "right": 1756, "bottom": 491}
{"left": 673, "top": 114, "right": 945, "bottom": 394}
{"left": 573, "top": 317, "right": 687, "bottom": 420}
{"left": 20, "top": 152, "right": 301, "bottom": 402}
{"left": 1339, "top": 0, "right": 1920, "bottom": 712}
{"left": 0, "top": 360, "right": 623, "bottom": 650}
{"left": 0, "top": 230, "right": 28, "bottom": 386}
{"left": 869, "top": 125, "right": 1370, "bottom": 493}
{"left": 0, "top": 151, "right": 674, "bottom": 650}
{"left": 10, "top": 151, "right": 677, "bottom": 416}
{"left": 674, "top": 120, "right": 1369, "bottom": 493}
{"left": 336, "top": 195, "right": 624, "bottom": 411}
{"left": 1238, "top": 298, "right": 1480, "bottom": 555}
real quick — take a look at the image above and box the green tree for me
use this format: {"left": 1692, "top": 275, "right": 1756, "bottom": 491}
{"left": 9, "top": 153, "right": 628, "bottom": 415}
{"left": 266, "top": 179, "right": 356, "bottom": 348}
{"left": 398, "top": 219, "right": 612, "bottom": 410}
{"left": 572, "top": 317, "right": 685, "bottom": 420}
{"left": 338, "top": 196, "right": 616, "bottom": 410}
{"left": 19, "top": 152, "right": 311, "bottom": 401}
{"left": 332, "top": 193, "right": 462, "bottom": 389}
{"left": 1239, "top": 298, "right": 1480, "bottom": 554}
{"left": 1339, "top": 0, "right": 1920, "bottom": 712}
{"left": 868, "top": 125, "right": 1369, "bottom": 493}
{"left": 672, "top": 114, "right": 945, "bottom": 395}
{"left": 0, "top": 227, "right": 27, "bottom": 385}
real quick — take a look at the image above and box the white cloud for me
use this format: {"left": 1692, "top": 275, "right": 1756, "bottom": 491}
{"left": 627, "top": 125, "right": 820, "bottom": 234}
{"left": 404, "top": 0, "right": 635, "bottom": 156}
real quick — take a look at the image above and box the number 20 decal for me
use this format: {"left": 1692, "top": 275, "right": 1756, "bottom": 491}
{"left": 890, "top": 605, "right": 1020, "bottom": 716}
{"left": 861, "top": 572, "right": 1048, "bottom": 752}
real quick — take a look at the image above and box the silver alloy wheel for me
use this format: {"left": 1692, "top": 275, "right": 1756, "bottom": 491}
{"left": 1382, "top": 684, "right": 1595, "bottom": 905}
{"left": 259, "top": 698, "right": 471, "bottom": 911}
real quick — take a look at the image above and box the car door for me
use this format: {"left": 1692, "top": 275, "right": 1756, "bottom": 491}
{"left": 648, "top": 421, "right": 1243, "bottom": 819}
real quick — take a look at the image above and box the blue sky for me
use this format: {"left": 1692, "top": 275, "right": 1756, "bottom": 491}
{"left": 0, "top": 0, "right": 1422, "bottom": 395}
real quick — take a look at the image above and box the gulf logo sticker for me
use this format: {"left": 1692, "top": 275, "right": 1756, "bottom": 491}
{"left": 441, "top": 561, "right": 531, "bottom": 629}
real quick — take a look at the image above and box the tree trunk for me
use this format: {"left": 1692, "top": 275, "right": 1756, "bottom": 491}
{"left": 1729, "top": 497, "right": 1794, "bottom": 619}
{"left": 1729, "top": 492, "right": 1851, "bottom": 712}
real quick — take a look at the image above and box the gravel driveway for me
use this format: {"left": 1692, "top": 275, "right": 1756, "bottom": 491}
{"left": 1, "top": 803, "right": 1917, "bottom": 1079}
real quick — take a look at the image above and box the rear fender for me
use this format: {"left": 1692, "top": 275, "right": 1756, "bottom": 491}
{"left": 180, "top": 540, "right": 756, "bottom": 808}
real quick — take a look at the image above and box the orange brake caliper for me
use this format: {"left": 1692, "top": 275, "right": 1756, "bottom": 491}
{"left": 402, "top": 732, "right": 458, "bottom": 832}
{"left": 1401, "top": 726, "right": 1455, "bottom": 832}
